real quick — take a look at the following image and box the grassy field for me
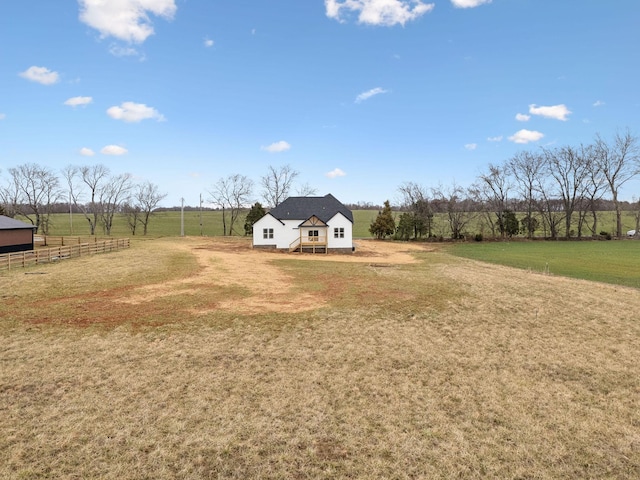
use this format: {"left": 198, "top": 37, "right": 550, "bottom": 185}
{"left": 1, "top": 237, "right": 639, "bottom": 478}
{"left": 43, "top": 210, "right": 381, "bottom": 238}
{"left": 449, "top": 240, "right": 640, "bottom": 289}
{"left": 40, "top": 209, "right": 638, "bottom": 240}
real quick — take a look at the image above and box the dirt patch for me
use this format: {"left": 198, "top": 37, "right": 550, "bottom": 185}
{"left": 117, "top": 238, "right": 427, "bottom": 315}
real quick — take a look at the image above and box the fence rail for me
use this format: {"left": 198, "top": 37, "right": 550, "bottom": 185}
{"left": 34, "top": 235, "right": 113, "bottom": 247}
{"left": 0, "top": 238, "right": 130, "bottom": 272}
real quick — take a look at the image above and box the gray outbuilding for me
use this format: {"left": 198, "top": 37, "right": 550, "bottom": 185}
{"left": 0, "top": 215, "right": 37, "bottom": 254}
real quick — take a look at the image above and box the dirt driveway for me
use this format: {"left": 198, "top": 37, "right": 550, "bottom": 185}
{"left": 119, "top": 238, "right": 429, "bottom": 315}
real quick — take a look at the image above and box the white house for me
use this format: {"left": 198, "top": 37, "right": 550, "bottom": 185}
{"left": 252, "top": 194, "right": 354, "bottom": 253}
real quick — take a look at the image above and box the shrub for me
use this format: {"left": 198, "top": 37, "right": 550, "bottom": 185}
{"left": 474, "top": 233, "right": 483, "bottom": 242}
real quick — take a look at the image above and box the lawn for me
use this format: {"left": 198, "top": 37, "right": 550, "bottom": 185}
{"left": 1, "top": 238, "right": 639, "bottom": 478}
{"left": 449, "top": 240, "right": 640, "bottom": 289}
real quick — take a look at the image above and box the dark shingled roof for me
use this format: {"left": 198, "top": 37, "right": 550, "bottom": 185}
{"left": 0, "top": 215, "right": 36, "bottom": 230}
{"left": 268, "top": 194, "right": 353, "bottom": 224}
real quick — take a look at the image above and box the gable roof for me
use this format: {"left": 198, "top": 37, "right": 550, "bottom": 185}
{"left": 268, "top": 194, "right": 353, "bottom": 224}
{"left": 0, "top": 215, "right": 36, "bottom": 230}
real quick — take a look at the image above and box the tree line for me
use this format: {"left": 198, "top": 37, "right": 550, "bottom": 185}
{"left": 3, "top": 130, "right": 638, "bottom": 239}
{"left": 0, "top": 163, "right": 317, "bottom": 237}
{"left": 0, "top": 164, "right": 166, "bottom": 235}
{"left": 370, "top": 130, "right": 640, "bottom": 240}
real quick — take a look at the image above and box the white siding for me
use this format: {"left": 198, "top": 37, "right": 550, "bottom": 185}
{"left": 252, "top": 214, "right": 281, "bottom": 247}
{"left": 326, "top": 213, "right": 353, "bottom": 249}
{"left": 253, "top": 215, "right": 302, "bottom": 249}
{"left": 278, "top": 220, "right": 305, "bottom": 249}
{"left": 253, "top": 211, "right": 353, "bottom": 250}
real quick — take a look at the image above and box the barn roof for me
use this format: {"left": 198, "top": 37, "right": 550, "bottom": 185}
{"left": 268, "top": 194, "right": 353, "bottom": 224}
{"left": 0, "top": 215, "right": 36, "bottom": 230}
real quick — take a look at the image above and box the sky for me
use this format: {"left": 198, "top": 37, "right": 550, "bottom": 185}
{"left": 1, "top": 0, "right": 639, "bottom": 208}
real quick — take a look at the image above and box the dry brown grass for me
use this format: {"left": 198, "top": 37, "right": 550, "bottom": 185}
{"left": 1, "top": 237, "right": 639, "bottom": 479}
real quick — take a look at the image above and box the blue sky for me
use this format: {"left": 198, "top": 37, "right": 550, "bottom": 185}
{"left": 1, "top": 0, "right": 639, "bottom": 207}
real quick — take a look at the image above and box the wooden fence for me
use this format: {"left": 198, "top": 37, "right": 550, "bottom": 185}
{"left": 33, "top": 235, "right": 115, "bottom": 247}
{"left": 0, "top": 238, "right": 130, "bottom": 272}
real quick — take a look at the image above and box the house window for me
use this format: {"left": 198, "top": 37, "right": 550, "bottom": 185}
{"left": 308, "top": 230, "right": 319, "bottom": 242}
{"left": 334, "top": 227, "right": 344, "bottom": 238}
{"left": 263, "top": 228, "right": 273, "bottom": 239}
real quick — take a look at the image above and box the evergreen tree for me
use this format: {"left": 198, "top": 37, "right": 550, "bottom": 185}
{"left": 520, "top": 214, "right": 539, "bottom": 237}
{"left": 369, "top": 200, "right": 396, "bottom": 239}
{"left": 501, "top": 210, "right": 520, "bottom": 237}
{"left": 395, "top": 212, "right": 414, "bottom": 240}
{"left": 244, "top": 202, "right": 266, "bottom": 235}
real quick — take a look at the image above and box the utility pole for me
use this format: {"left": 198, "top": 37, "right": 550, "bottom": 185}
{"left": 69, "top": 191, "right": 73, "bottom": 235}
{"left": 180, "top": 197, "right": 185, "bottom": 237}
{"left": 199, "top": 193, "right": 203, "bottom": 236}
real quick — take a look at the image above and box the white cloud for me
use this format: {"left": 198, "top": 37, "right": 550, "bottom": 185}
{"left": 593, "top": 100, "right": 605, "bottom": 107}
{"left": 204, "top": 37, "right": 214, "bottom": 47}
{"left": 508, "top": 129, "right": 544, "bottom": 144}
{"left": 325, "top": 0, "right": 434, "bottom": 26}
{"left": 487, "top": 136, "right": 503, "bottom": 142}
{"left": 64, "top": 96, "right": 93, "bottom": 107}
{"left": 78, "top": 0, "right": 177, "bottom": 44}
{"left": 109, "top": 45, "right": 141, "bottom": 57}
{"left": 451, "top": 0, "right": 491, "bottom": 8}
{"left": 101, "top": 145, "right": 128, "bottom": 155}
{"left": 261, "top": 141, "right": 291, "bottom": 153}
{"left": 326, "top": 168, "right": 346, "bottom": 178}
{"left": 19, "top": 66, "right": 59, "bottom": 85}
{"left": 528, "top": 104, "right": 571, "bottom": 121}
{"left": 79, "top": 147, "right": 95, "bottom": 156}
{"left": 107, "top": 102, "right": 165, "bottom": 122}
{"left": 465, "top": 143, "right": 477, "bottom": 151}
{"left": 515, "top": 113, "right": 530, "bottom": 122}
{"left": 355, "top": 87, "right": 388, "bottom": 103}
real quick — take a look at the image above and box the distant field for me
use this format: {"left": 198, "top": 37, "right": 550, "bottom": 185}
{"left": 449, "top": 240, "right": 640, "bottom": 288}
{"left": 44, "top": 210, "right": 382, "bottom": 238}
{"left": 35, "top": 209, "right": 639, "bottom": 240}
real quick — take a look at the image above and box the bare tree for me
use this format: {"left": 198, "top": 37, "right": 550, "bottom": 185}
{"left": 543, "top": 145, "right": 591, "bottom": 238}
{"left": 397, "top": 181, "right": 433, "bottom": 239}
{"left": 0, "top": 172, "right": 21, "bottom": 218}
{"left": 122, "top": 202, "right": 141, "bottom": 235}
{"left": 594, "top": 129, "right": 640, "bottom": 238}
{"left": 631, "top": 197, "right": 640, "bottom": 238}
{"left": 295, "top": 182, "right": 318, "bottom": 197}
{"left": 535, "top": 172, "right": 565, "bottom": 240}
{"left": 64, "top": 164, "right": 110, "bottom": 235}
{"left": 579, "top": 145, "right": 606, "bottom": 237}
{"left": 2, "top": 163, "right": 61, "bottom": 234}
{"left": 473, "top": 164, "right": 513, "bottom": 238}
{"left": 508, "top": 151, "right": 545, "bottom": 239}
{"left": 99, "top": 173, "right": 133, "bottom": 235}
{"left": 433, "top": 183, "right": 473, "bottom": 239}
{"left": 65, "top": 165, "right": 132, "bottom": 235}
{"left": 133, "top": 181, "right": 167, "bottom": 235}
{"left": 260, "top": 164, "right": 298, "bottom": 207}
{"left": 209, "top": 174, "right": 254, "bottom": 235}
